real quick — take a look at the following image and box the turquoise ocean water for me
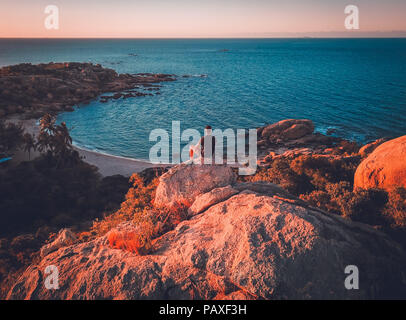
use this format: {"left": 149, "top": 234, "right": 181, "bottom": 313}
{"left": 1, "top": 38, "right": 405, "bottom": 160}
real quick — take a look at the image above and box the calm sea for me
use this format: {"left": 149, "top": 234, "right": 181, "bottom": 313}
{"left": 1, "top": 38, "right": 406, "bottom": 160}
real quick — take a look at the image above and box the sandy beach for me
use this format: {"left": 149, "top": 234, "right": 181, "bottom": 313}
{"left": 75, "top": 147, "right": 169, "bottom": 177}
{"left": 6, "top": 115, "right": 169, "bottom": 177}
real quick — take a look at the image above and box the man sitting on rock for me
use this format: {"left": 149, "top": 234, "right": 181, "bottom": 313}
{"left": 189, "top": 125, "right": 216, "bottom": 164}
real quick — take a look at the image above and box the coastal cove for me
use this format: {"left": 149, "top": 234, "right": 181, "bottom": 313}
{"left": 0, "top": 60, "right": 176, "bottom": 176}
{"left": 5, "top": 116, "right": 167, "bottom": 177}
{"left": 1, "top": 38, "right": 406, "bottom": 162}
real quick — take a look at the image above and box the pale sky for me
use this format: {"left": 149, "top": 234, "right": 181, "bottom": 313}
{"left": 1, "top": 0, "right": 406, "bottom": 38}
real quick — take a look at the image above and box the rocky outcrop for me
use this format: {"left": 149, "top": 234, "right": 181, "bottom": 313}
{"left": 256, "top": 119, "right": 358, "bottom": 165}
{"left": 0, "top": 62, "right": 176, "bottom": 119}
{"left": 7, "top": 164, "right": 406, "bottom": 300}
{"left": 40, "top": 229, "right": 76, "bottom": 258}
{"left": 358, "top": 138, "right": 388, "bottom": 158}
{"left": 154, "top": 164, "right": 237, "bottom": 209}
{"left": 260, "top": 119, "right": 314, "bottom": 142}
{"left": 233, "top": 181, "right": 308, "bottom": 205}
{"left": 188, "top": 185, "right": 238, "bottom": 217}
{"left": 354, "top": 136, "right": 406, "bottom": 191}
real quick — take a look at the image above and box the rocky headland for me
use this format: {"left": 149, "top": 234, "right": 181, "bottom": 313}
{"left": 0, "top": 62, "right": 176, "bottom": 119}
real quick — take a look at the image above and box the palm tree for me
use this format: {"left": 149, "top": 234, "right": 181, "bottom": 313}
{"left": 22, "top": 133, "right": 36, "bottom": 160}
{"left": 37, "top": 113, "right": 56, "bottom": 153}
{"left": 36, "top": 114, "right": 78, "bottom": 167}
{"left": 39, "top": 113, "right": 56, "bottom": 134}
{"left": 56, "top": 122, "right": 73, "bottom": 147}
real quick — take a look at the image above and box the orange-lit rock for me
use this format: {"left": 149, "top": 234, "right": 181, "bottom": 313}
{"left": 354, "top": 135, "right": 406, "bottom": 191}
{"left": 188, "top": 185, "right": 238, "bottom": 216}
{"left": 8, "top": 184, "right": 406, "bottom": 299}
{"left": 40, "top": 228, "right": 76, "bottom": 258}
{"left": 154, "top": 163, "right": 237, "bottom": 210}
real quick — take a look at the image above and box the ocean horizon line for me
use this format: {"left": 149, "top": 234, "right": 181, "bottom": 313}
{"left": 2, "top": 35, "right": 406, "bottom": 40}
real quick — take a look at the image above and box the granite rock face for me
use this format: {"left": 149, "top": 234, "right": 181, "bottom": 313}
{"left": 154, "top": 164, "right": 237, "bottom": 210}
{"left": 7, "top": 164, "right": 406, "bottom": 300}
{"left": 40, "top": 229, "right": 77, "bottom": 258}
{"left": 188, "top": 185, "right": 239, "bottom": 217}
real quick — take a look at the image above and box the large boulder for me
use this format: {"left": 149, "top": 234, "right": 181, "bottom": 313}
{"left": 154, "top": 164, "right": 237, "bottom": 209}
{"left": 261, "top": 119, "right": 314, "bottom": 142}
{"left": 188, "top": 185, "right": 238, "bottom": 217}
{"left": 40, "top": 229, "right": 77, "bottom": 258}
{"left": 7, "top": 187, "right": 406, "bottom": 299}
{"left": 354, "top": 136, "right": 406, "bottom": 191}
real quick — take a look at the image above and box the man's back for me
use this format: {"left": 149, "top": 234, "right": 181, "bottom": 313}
{"left": 200, "top": 135, "right": 216, "bottom": 159}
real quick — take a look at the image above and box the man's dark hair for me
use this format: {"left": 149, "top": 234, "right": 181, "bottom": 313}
{"left": 205, "top": 125, "right": 212, "bottom": 130}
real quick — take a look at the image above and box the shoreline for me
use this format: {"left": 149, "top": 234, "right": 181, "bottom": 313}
{"left": 0, "top": 62, "right": 180, "bottom": 177}
{"left": 74, "top": 144, "right": 170, "bottom": 177}
{"left": 7, "top": 115, "right": 169, "bottom": 177}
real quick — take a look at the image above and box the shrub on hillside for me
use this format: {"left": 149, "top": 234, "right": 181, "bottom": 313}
{"left": 89, "top": 174, "right": 159, "bottom": 238}
{"left": 247, "top": 158, "right": 312, "bottom": 195}
{"left": 246, "top": 153, "right": 406, "bottom": 235}
{"left": 0, "top": 116, "right": 130, "bottom": 238}
{"left": 300, "top": 181, "right": 353, "bottom": 215}
{"left": 0, "top": 157, "right": 129, "bottom": 237}
{"left": 340, "top": 189, "right": 389, "bottom": 225}
{"left": 105, "top": 203, "right": 189, "bottom": 255}
{"left": 383, "top": 187, "right": 406, "bottom": 228}
{"left": 301, "top": 182, "right": 389, "bottom": 227}
{"left": 248, "top": 155, "right": 359, "bottom": 197}
{"left": 91, "top": 171, "right": 189, "bottom": 255}
{"left": 0, "top": 120, "right": 24, "bottom": 155}
{"left": 290, "top": 155, "right": 359, "bottom": 190}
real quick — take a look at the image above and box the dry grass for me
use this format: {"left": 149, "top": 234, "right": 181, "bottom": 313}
{"left": 108, "top": 228, "right": 153, "bottom": 255}
{"left": 88, "top": 174, "right": 159, "bottom": 238}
